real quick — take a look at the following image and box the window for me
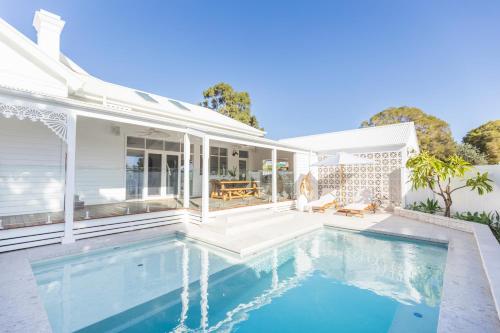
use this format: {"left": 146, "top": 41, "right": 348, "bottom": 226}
{"left": 239, "top": 159, "right": 248, "bottom": 180}
{"left": 168, "top": 99, "right": 191, "bottom": 111}
{"left": 146, "top": 139, "right": 163, "bottom": 150}
{"left": 209, "top": 147, "right": 228, "bottom": 176}
{"left": 165, "top": 141, "right": 181, "bottom": 152}
{"left": 127, "top": 136, "right": 183, "bottom": 152}
{"left": 200, "top": 146, "right": 229, "bottom": 176}
{"left": 238, "top": 150, "right": 249, "bottom": 180}
{"left": 127, "top": 137, "right": 145, "bottom": 149}
{"left": 135, "top": 91, "right": 159, "bottom": 103}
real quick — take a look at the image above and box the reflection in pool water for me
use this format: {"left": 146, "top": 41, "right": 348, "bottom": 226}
{"left": 33, "top": 229, "right": 447, "bottom": 333}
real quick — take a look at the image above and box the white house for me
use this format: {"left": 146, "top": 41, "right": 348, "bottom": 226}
{"left": 0, "top": 10, "right": 311, "bottom": 251}
{"left": 280, "top": 122, "right": 420, "bottom": 207}
{"left": 0, "top": 10, "right": 418, "bottom": 252}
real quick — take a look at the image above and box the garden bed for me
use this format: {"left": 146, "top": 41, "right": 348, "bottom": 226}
{"left": 394, "top": 207, "right": 473, "bottom": 233}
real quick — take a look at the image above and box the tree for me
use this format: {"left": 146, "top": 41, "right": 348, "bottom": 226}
{"left": 406, "top": 152, "right": 493, "bottom": 217}
{"left": 456, "top": 143, "right": 488, "bottom": 165}
{"left": 463, "top": 120, "right": 500, "bottom": 164}
{"left": 361, "top": 106, "right": 456, "bottom": 159}
{"left": 200, "top": 82, "right": 261, "bottom": 129}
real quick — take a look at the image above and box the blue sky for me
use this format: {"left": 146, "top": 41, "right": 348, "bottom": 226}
{"left": 1, "top": 1, "right": 499, "bottom": 140}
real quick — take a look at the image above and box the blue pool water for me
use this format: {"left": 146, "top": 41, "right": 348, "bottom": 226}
{"left": 32, "top": 229, "right": 447, "bottom": 333}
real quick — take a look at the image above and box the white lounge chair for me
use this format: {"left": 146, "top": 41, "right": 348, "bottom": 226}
{"left": 306, "top": 192, "right": 338, "bottom": 213}
{"left": 337, "top": 188, "right": 376, "bottom": 217}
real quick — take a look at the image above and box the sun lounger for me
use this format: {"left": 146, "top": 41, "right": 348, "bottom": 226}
{"left": 306, "top": 192, "right": 338, "bottom": 213}
{"left": 336, "top": 188, "right": 375, "bottom": 217}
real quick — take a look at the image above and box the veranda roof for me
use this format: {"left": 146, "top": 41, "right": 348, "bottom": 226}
{"left": 279, "top": 122, "right": 419, "bottom": 153}
{"left": 311, "top": 152, "right": 375, "bottom": 166}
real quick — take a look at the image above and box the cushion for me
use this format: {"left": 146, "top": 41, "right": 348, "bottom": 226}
{"left": 343, "top": 203, "right": 369, "bottom": 210}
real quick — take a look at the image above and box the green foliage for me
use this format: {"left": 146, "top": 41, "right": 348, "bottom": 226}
{"left": 466, "top": 172, "right": 494, "bottom": 195}
{"left": 406, "top": 152, "right": 493, "bottom": 217}
{"left": 453, "top": 211, "right": 494, "bottom": 224}
{"left": 406, "top": 202, "right": 421, "bottom": 211}
{"left": 361, "top": 106, "right": 456, "bottom": 159}
{"left": 200, "top": 82, "right": 261, "bottom": 129}
{"left": 406, "top": 199, "right": 442, "bottom": 214}
{"left": 227, "top": 166, "right": 237, "bottom": 179}
{"left": 419, "top": 199, "right": 442, "bottom": 214}
{"left": 454, "top": 211, "right": 500, "bottom": 241}
{"left": 463, "top": 120, "right": 500, "bottom": 164}
{"left": 455, "top": 143, "right": 488, "bottom": 165}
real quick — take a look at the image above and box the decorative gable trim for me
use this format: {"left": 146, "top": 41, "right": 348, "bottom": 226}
{"left": 0, "top": 102, "right": 67, "bottom": 142}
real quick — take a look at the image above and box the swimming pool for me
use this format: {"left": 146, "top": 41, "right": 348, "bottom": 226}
{"left": 32, "top": 228, "right": 447, "bottom": 333}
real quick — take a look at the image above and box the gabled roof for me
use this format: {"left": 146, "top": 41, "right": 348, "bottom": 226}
{"left": 74, "top": 74, "right": 265, "bottom": 137}
{"left": 0, "top": 14, "right": 265, "bottom": 138}
{"left": 279, "top": 122, "right": 419, "bottom": 153}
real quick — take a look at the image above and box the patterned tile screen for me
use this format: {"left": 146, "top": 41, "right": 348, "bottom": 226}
{"left": 317, "top": 151, "right": 402, "bottom": 206}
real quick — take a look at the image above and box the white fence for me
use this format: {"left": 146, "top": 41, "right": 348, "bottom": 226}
{"left": 406, "top": 165, "right": 500, "bottom": 214}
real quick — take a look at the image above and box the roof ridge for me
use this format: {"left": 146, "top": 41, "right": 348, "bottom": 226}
{"left": 280, "top": 122, "right": 414, "bottom": 141}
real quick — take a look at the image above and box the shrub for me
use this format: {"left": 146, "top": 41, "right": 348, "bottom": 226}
{"left": 454, "top": 211, "right": 500, "bottom": 241}
{"left": 406, "top": 152, "right": 493, "bottom": 217}
{"left": 405, "top": 199, "right": 442, "bottom": 214}
{"left": 456, "top": 143, "right": 488, "bottom": 165}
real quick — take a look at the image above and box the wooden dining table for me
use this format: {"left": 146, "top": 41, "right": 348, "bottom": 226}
{"left": 210, "top": 180, "right": 262, "bottom": 201}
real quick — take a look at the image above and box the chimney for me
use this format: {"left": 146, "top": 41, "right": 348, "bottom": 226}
{"left": 32, "top": 9, "right": 65, "bottom": 60}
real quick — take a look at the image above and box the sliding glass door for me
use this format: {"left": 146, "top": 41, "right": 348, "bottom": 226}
{"left": 126, "top": 150, "right": 144, "bottom": 200}
{"left": 125, "top": 137, "right": 182, "bottom": 201}
{"left": 166, "top": 154, "right": 179, "bottom": 195}
{"left": 147, "top": 153, "right": 162, "bottom": 197}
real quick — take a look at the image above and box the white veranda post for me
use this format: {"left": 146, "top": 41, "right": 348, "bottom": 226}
{"left": 201, "top": 136, "right": 210, "bottom": 223}
{"left": 62, "top": 110, "right": 77, "bottom": 244}
{"left": 272, "top": 148, "right": 277, "bottom": 204}
{"left": 183, "top": 133, "right": 190, "bottom": 209}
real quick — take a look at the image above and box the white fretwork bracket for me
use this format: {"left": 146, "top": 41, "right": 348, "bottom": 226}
{"left": 0, "top": 102, "right": 68, "bottom": 143}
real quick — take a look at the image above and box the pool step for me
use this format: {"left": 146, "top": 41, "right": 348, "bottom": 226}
{"left": 208, "top": 210, "right": 295, "bottom": 235}
{"left": 184, "top": 211, "right": 323, "bottom": 257}
{"left": 225, "top": 213, "right": 296, "bottom": 236}
{"left": 219, "top": 209, "right": 277, "bottom": 223}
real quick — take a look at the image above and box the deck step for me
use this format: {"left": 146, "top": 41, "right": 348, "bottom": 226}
{"left": 208, "top": 210, "right": 295, "bottom": 235}
{"left": 184, "top": 212, "right": 323, "bottom": 257}
{"left": 225, "top": 213, "right": 295, "bottom": 235}
{"left": 219, "top": 209, "right": 277, "bottom": 224}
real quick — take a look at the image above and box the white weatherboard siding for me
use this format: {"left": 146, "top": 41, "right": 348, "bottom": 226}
{"left": 75, "top": 117, "right": 126, "bottom": 205}
{"left": 0, "top": 117, "right": 65, "bottom": 216}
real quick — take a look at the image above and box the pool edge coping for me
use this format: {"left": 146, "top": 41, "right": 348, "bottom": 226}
{"left": 394, "top": 208, "right": 500, "bottom": 323}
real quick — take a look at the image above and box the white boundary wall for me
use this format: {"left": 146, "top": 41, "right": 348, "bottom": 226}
{"left": 406, "top": 165, "right": 500, "bottom": 214}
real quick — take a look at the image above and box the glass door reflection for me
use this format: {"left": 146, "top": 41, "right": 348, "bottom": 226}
{"left": 126, "top": 149, "right": 144, "bottom": 200}
{"left": 148, "top": 153, "right": 162, "bottom": 196}
{"left": 166, "top": 154, "right": 179, "bottom": 195}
